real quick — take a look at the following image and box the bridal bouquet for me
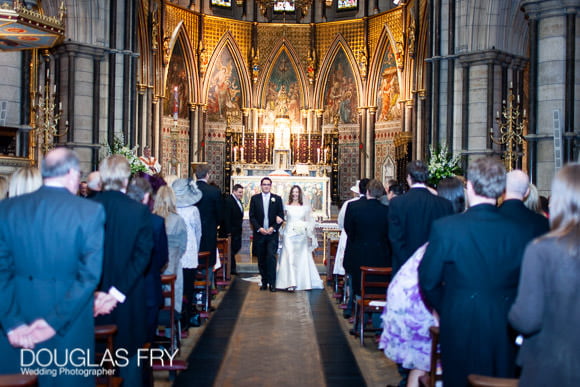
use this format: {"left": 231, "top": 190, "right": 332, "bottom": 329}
{"left": 288, "top": 220, "right": 308, "bottom": 235}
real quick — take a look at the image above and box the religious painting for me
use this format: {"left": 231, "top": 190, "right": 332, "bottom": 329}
{"left": 164, "top": 41, "right": 189, "bottom": 119}
{"left": 207, "top": 48, "right": 242, "bottom": 122}
{"left": 376, "top": 45, "right": 402, "bottom": 122}
{"left": 263, "top": 50, "right": 301, "bottom": 128}
{"left": 323, "top": 50, "right": 358, "bottom": 124}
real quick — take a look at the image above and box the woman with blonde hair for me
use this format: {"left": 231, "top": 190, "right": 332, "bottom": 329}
{"left": 509, "top": 163, "right": 580, "bottom": 386}
{"left": 9, "top": 166, "right": 42, "bottom": 197}
{"left": 153, "top": 185, "right": 187, "bottom": 318}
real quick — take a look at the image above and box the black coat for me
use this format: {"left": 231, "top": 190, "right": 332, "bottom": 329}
{"left": 92, "top": 190, "right": 153, "bottom": 356}
{"left": 220, "top": 194, "right": 244, "bottom": 239}
{"left": 388, "top": 187, "right": 453, "bottom": 275}
{"left": 343, "top": 198, "right": 391, "bottom": 295}
{"left": 498, "top": 199, "right": 549, "bottom": 239}
{"left": 0, "top": 186, "right": 105, "bottom": 385}
{"left": 248, "top": 192, "right": 284, "bottom": 240}
{"left": 196, "top": 180, "right": 223, "bottom": 265}
{"left": 419, "top": 204, "right": 531, "bottom": 386}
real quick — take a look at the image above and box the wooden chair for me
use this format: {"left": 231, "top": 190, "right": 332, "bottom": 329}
{"left": 155, "top": 274, "right": 180, "bottom": 353}
{"left": 353, "top": 266, "right": 392, "bottom": 346}
{"left": 215, "top": 237, "right": 231, "bottom": 288}
{"left": 95, "top": 324, "right": 123, "bottom": 387}
{"left": 418, "top": 326, "right": 442, "bottom": 387}
{"left": 0, "top": 375, "right": 37, "bottom": 386}
{"left": 195, "top": 251, "right": 212, "bottom": 319}
{"left": 468, "top": 374, "right": 519, "bottom": 387}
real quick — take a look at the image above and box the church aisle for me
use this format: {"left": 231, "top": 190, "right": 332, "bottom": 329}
{"left": 173, "top": 278, "right": 365, "bottom": 386}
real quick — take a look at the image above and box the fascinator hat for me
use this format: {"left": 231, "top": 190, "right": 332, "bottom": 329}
{"left": 172, "top": 178, "right": 203, "bottom": 207}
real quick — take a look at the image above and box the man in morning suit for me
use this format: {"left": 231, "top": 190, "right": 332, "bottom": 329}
{"left": 219, "top": 183, "right": 244, "bottom": 275}
{"left": 195, "top": 164, "right": 223, "bottom": 266}
{"left": 499, "top": 169, "right": 549, "bottom": 238}
{"left": 419, "top": 157, "right": 532, "bottom": 386}
{"left": 388, "top": 160, "right": 453, "bottom": 276}
{"left": 249, "top": 177, "right": 284, "bottom": 292}
{"left": 0, "top": 148, "right": 105, "bottom": 387}
{"left": 92, "top": 155, "right": 154, "bottom": 387}
{"left": 343, "top": 179, "right": 392, "bottom": 299}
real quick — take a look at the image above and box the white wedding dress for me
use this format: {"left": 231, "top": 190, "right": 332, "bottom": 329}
{"left": 276, "top": 204, "right": 324, "bottom": 290}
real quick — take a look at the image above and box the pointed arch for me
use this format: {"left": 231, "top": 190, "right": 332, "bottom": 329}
{"left": 255, "top": 40, "right": 309, "bottom": 109}
{"left": 315, "top": 35, "right": 362, "bottom": 124}
{"left": 202, "top": 31, "right": 252, "bottom": 113}
{"left": 163, "top": 21, "right": 199, "bottom": 107}
{"left": 367, "top": 25, "right": 401, "bottom": 106}
{"left": 368, "top": 25, "right": 402, "bottom": 122}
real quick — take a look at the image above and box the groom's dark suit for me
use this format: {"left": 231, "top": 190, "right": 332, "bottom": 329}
{"left": 249, "top": 192, "right": 284, "bottom": 288}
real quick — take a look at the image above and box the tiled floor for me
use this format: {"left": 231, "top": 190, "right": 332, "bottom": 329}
{"left": 155, "top": 276, "right": 399, "bottom": 386}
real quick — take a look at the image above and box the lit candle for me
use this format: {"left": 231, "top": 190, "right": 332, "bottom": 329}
{"left": 496, "top": 111, "right": 499, "bottom": 119}
{"left": 517, "top": 94, "right": 520, "bottom": 104}
{"left": 509, "top": 81, "right": 513, "bottom": 89}
{"left": 523, "top": 109, "right": 527, "bottom": 118}
{"left": 59, "top": 102, "right": 62, "bottom": 111}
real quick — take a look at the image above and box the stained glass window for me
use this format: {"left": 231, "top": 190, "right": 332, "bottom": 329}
{"left": 273, "top": 1, "right": 295, "bottom": 12}
{"left": 337, "top": 0, "right": 357, "bottom": 11}
{"left": 211, "top": 0, "right": 232, "bottom": 8}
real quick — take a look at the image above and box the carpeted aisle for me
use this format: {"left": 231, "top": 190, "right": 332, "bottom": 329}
{"left": 173, "top": 277, "right": 364, "bottom": 386}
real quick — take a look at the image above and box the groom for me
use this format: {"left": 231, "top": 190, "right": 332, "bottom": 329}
{"left": 249, "top": 177, "right": 284, "bottom": 292}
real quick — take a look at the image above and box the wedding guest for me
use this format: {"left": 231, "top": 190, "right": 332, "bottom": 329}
{"left": 127, "top": 176, "right": 169, "bottom": 343}
{"left": 0, "top": 148, "right": 105, "bottom": 386}
{"left": 389, "top": 160, "right": 454, "bottom": 276}
{"left": 219, "top": 183, "right": 244, "bottom": 275}
{"left": 509, "top": 163, "right": 580, "bottom": 386}
{"left": 153, "top": 185, "right": 187, "bottom": 317}
{"left": 92, "top": 154, "right": 153, "bottom": 387}
{"left": 380, "top": 177, "right": 465, "bottom": 387}
{"left": 172, "top": 178, "right": 203, "bottom": 328}
{"left": 419, "top": 157, "right": 531, "bottom": 386}
{"left": 194, "top": 164, "right": 223, "bottom": 267}
{"left": 86, "top": 170, "right": 102, "bottom": 197}
{"left": 8, "top": 165, "right": 42, "bottom": 197}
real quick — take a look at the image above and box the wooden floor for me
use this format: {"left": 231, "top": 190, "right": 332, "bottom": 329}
{"left": 163, "top": 277, "right": 399, "bottom": 387}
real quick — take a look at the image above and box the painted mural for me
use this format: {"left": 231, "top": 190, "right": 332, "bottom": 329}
{"left": 323, "top": 49, "right": 358, "bottom": 124}
{"left": 263, "top": 50, "right": 302, "bottom": 128}
{"left": 164, "top": 41, "right": 189, "bottom": 119}
{"left": 376, "top": 45, "right": 401, "bottom": 122}
{"left": 207, "top": 48, "right": 242, "bottom": 122}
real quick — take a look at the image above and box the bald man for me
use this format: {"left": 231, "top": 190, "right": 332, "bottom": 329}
{"left": 499, "top": 169, "right": 549, "bottom": 239}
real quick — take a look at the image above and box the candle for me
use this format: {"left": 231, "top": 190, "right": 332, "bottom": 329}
{"left": 496, "top": 111, "right": 499, "bottom": 119}
{"left": 233, "top": 146, "right": 238, "bottom": 162}
{"left": 523, "top": 109, "right": 527, "bottom": 118}
{"left": 517, "top": 94, "right": 520, "bottom": 104}
{"left": 317, "top": 148, "right": 320, "bottom": 164}
{"left": 324, "top": 148, "right": 328, "bottom": 163}
{"left": 509, "top": 81, "right": 513, "bottom": 89}
{"left": 59, "top": 102, "right": 62, "bottom": 111}
{"left": 321, "top": 126, "right": 324, "bottom": 149}
{"left": 240, "top": 147, "right": 244, "bottom": 162}
{"left": 297, "top": 134, "right": 300, "bottom": 162}
{"left": 242, "top": 125, "right": 245, "bottom": 144}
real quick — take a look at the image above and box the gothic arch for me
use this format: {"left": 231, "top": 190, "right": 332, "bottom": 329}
{"left": 163, "top": 22, "right": 199, "bottom": 106}
{"left": 314, "top": 35, "right": 363, "bottom": 111}
{"left": 202, "top": 32, "right": 252, "bottom": 109}
{"left": 367, "top": 25, "right": 401, "bottom": 106}
{"left": 255, "top": 40, "right": 309, "bottom": 109}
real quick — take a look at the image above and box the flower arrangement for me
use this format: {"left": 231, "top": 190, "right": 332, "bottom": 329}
{"left": 103, "top": 136, "right": 148, "bottom": 175}
{"left": 288, "top": 220, "right": 308, "bottom": 235}
{"left": 427, "top": 143, "right": 462, "bottom": 186}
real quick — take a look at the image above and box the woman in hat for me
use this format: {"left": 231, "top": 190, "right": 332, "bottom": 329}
{"left": 172, "top": 178, "right": 203, "bottom": 329}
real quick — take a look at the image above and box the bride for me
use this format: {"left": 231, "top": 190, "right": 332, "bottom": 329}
{"left": 276, "top": 185, "right": 324, "bottom": 291}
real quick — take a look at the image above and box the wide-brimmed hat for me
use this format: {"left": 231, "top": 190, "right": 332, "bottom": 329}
{"left": 172, "top": 178, "right": 202, "bottom": 207}
{"left": 350, "top": 180, "right": 360, "bottom": 194}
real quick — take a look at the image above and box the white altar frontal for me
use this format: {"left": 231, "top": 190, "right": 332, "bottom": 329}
{"left": 232, "top": 173, "right": 331, "bottom": 220}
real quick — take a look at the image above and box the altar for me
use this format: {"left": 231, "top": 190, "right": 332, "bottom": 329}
{"left": 231, "top": 174, "right": 331, "bottom": 220}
